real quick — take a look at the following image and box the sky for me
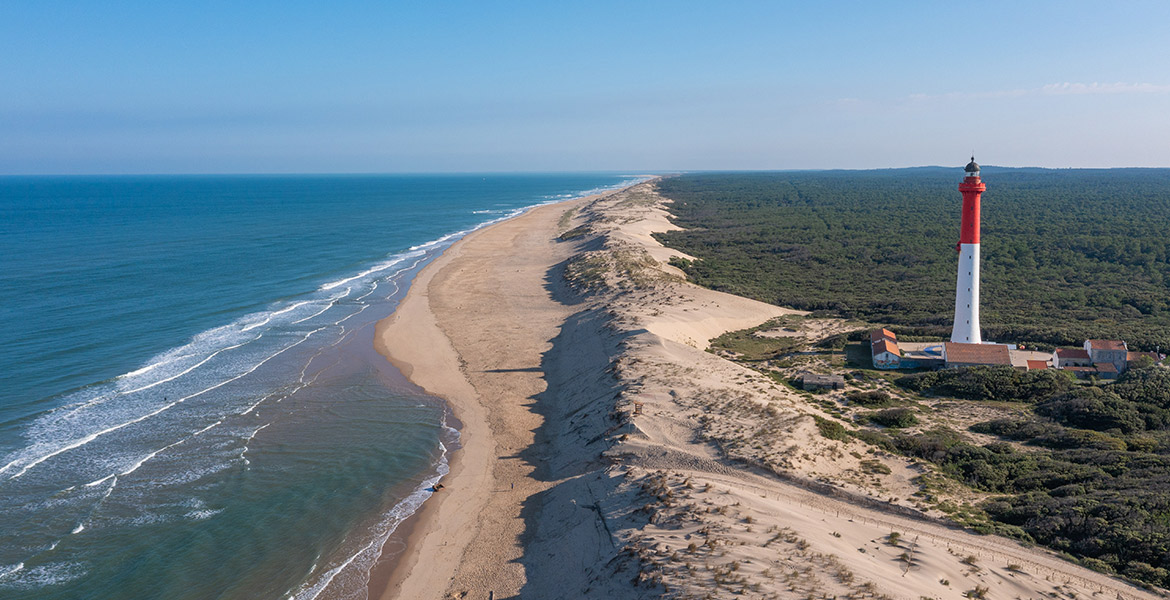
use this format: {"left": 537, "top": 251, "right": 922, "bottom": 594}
{"left": 2, "top": 1, "right": 1169, "bottom": 174}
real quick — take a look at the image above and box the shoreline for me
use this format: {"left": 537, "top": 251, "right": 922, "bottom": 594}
{"left": 368, "top": 186, "right": 629, "bottom": 600}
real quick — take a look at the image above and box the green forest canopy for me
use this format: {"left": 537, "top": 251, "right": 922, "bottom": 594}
{"left": 655, "top": 168, "right": 1170, "bottom": 350}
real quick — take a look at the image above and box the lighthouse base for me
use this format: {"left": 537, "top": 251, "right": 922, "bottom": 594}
{"left": 951, "top": 243, "right": 981, "bottom": 344}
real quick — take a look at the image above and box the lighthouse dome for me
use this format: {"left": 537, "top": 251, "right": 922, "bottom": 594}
{"left": 964, "top": 157, "right": 980, "bottom": 173}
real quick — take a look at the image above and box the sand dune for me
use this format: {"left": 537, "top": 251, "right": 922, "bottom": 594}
{"left": 374, "top": 181, "right": 1162, "bottom": 599}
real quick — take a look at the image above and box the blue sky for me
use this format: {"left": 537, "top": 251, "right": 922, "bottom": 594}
{"left": 3, "top": 1, "right": 1169, "bottom": 173}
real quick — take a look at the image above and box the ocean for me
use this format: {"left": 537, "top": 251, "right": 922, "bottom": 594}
{"left": 0, "top": 173, "right": 642, "bottom": 600}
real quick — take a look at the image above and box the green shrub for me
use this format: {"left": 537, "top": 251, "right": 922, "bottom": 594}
{"left": 813, "top": 415, "right": 848, "bottom": 441}
{"left": 845, "top": 390, "right": 895, "bottom": 407}
{"left": 870, "top": 408, "right": 919, "bottom": 428}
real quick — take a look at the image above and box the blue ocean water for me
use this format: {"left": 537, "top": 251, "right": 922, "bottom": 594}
{"left": 0, "top": 174, "right": 642, "bottom": 600}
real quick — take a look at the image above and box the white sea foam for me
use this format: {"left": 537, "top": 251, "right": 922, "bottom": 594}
{"left": 121, "top": 336, "right": 259, "bottom": 395}
{"left": 241, "top": 300, "right": 313, "bottom": 332}
{"left": 194, "top": 420, "right": 222, "bottom": 436}
{"left": 320, "top": 251, "right": 423, "bottom": 291}
{"left": 352, "top": 280, "right": 378, "bottom": 302}
{"left": 84, "top": 474, "right": 115, "bottom": 488}
{"left": 185, "top": 509, "right": 224, "bottom": 521}
{"left": 292, "top": 288, "right": 350, "bottom": 324}
{"left": 0, "top": 563, "right": 23, "bottom": 580}
{"left": 335, "top": 304, "right": 369, "bottom": 325}
{"left": 120, "top": 356, "right": 184, "bottom": 379}
{"left": 407, "top": 230, "right": 466, "bottom": 252}
{"left": 0, "top": 561, "right": 85, "bottom": 589}
{"left": 5, "top": 328, "right": 321, "bottom": 481}
{"left": 240, "top": 422, "right": 270, "bottom": 465}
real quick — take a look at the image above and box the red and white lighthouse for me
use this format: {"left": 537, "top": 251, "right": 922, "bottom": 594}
{"left": 951, "top": 157, "right": 986, "bottom": 343}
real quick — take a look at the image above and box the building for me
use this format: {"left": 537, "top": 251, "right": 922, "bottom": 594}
{"left": 1085, "top": 340, "right": 1127, "bottom": 373}
{"left": 951, "top": 158, "right": 986, "bottom": 344}
{"left": 870, "top": 328, "right": 902, "bottom": 369}
{"left": 1063, "top": 366, "right": 1097, "bottom": 380}
{"left": 943, "top": 342, "right": 1012, "bottom": 368}
{"left": 800, "top": 373, "right": 845, "bottom": 391}
{"left": 1094, "top": 362, "right": 1120, "bottom": 380}
{"left": 1128, "top": 351, "right": 1162, "bottom": 368}
{"left": 1026, "top": 359, "right": 1049, "bottom": 370}
{"left": 1053, "top": 347, "right": 1092, "bottom": 368}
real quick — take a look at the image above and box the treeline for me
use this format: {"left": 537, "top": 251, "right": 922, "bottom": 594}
{"left": 655, "top": 169, "right": 1170, "bottom": 350}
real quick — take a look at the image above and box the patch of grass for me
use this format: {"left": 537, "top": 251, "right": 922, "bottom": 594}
{"left": 709, "top": 318, "right": 806, "bottom": 361}
{"left": 557, "top": 207, "right": 577, "bottom": 230}
{"left": 814, "top": 415, "right": 849, "bottom": 441}
{"left": 559, "top": 224, "right": 591, "bottom": 241}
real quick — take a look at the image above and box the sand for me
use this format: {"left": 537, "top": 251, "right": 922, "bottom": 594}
{"left": 373, "top": 181, "right": 1163, "bottom": 599}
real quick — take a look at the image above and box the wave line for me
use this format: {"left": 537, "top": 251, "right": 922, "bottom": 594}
{"left": 5, "top": 328, "right": 322, "bottom": 481}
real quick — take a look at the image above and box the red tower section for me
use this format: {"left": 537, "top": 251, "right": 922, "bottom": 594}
{"left": 958, "top": 160, "right": 985, "bottom": 246}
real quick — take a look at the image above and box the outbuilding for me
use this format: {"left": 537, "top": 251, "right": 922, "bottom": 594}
{"left": 1054, "top": 348, "right": 1092, "bottom": 368}
{"left": 799, "top": 373, "right": 846, "bottom": 391}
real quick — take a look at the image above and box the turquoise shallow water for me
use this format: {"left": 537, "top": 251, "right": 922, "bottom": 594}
{"left": 0, "top": 174, "right": 642, "bottom": 600}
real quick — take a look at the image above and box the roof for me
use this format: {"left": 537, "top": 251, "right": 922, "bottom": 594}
{"left": 944, "top": 342, "right": 1012, "bottom": 366}
{"left": 869, "top": 328, "right": 896, "bottom": 343}
{"left": 1128, "top": 351, "right": 1160, "bottom": 362}
{"left": 1026, "top": 360, "right": 1049, "bottom": 370}
{"left": 872, "top": 339, "right": 900, "bottom": 356}
{"left": 1061, "top": 366, "right": 1097, "bottom": 372}
{"left": 1087, "top": 339, "right": 1127, "bottom": 351}
{"left": 965, "top": 156, "right": 980, "bottom": 173}
{"left": 1094, "top": 362, "right": 1119, "bottom": 373}
{"left": 1055, "top": 348, "right": 1091, "bottom": 359}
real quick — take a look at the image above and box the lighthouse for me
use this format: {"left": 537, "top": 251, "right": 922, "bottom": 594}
{"left": 951, "top": 157, "right": 986, "bottom": 343}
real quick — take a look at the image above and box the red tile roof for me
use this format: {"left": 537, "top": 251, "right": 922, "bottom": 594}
{"left": 1094, "top": 362, "right": 1119, "bottom": 373}
{"left": 1026, "top": 360, "right": 1049, "bottom": 370}
{"left": 1055, "top": 348, "right": 1090, "bottom": 360}
{"left": 1128, "top": 351, "right": 1160, "bottom": 362}
{"left": 872, "top": 339, "right": 900, "bottom": 356}
{"left": 944, "top": 342, "right": 1012, "bottom": 366}
{"left": 1087, "top": 339, "right": 1127, "bottom": 351}
{"left": 870, "top": 328, "right": 896, "bottom": 344}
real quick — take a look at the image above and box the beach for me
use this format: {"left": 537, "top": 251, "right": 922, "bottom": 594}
{"left": 373, "top": 181, "right": 1160, "bottom": 599}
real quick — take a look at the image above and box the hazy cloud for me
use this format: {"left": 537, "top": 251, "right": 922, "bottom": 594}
{"left": 1040, "top": 82, "right": 1170, "bottom": 95}
{"left": 906, "top": 82, "right": 1170, "bottom": 102}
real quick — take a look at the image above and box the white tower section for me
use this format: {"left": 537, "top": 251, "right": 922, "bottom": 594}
{"left": 952, "top": 244, "right": 981, "bottom": 343}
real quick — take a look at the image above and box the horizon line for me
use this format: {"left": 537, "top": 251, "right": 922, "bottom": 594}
{"left": 4, "top": 165, "right": 1170, "bottom": 177}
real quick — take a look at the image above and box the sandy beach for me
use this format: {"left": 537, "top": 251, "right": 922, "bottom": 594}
{"left": 373, "top": 181, "right": 1162, "bottom": 600}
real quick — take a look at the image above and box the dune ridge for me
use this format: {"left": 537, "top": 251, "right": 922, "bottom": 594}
{"left": 375, "top": 181, "right": 1161, "bottom": 599}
